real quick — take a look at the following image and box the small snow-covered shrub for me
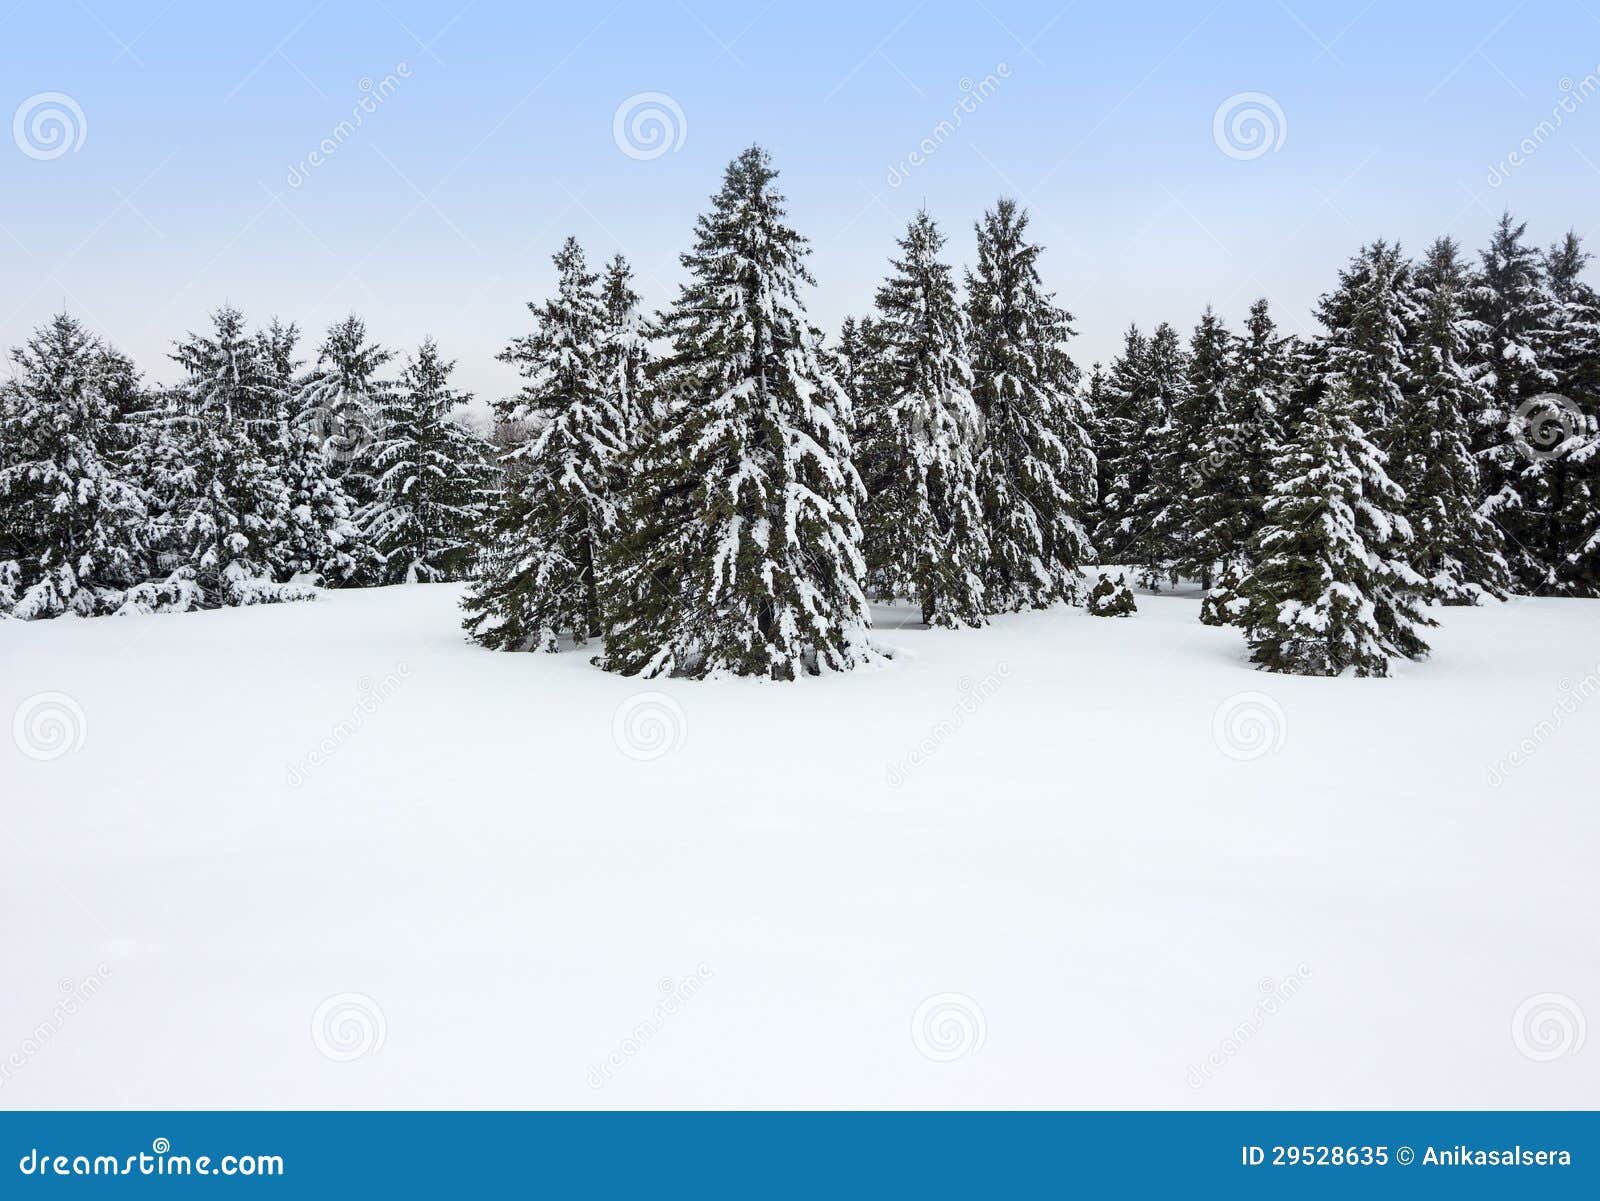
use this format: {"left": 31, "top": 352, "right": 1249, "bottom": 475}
{"left": 1086, "top": 570, "right": 1137, "bottom": 617}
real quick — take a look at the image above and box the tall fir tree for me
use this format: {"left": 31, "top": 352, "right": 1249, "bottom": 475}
{"left": 366, "top": 339, "right": 493, "bottom": 584}
{"left": 1538, "top": 232, "right": 1600, "bottom": 594}
{"left": 1241, "top": 378, "right": 1432, "bottom": 677}
{"left": 966, "top": 197, "right": 1095, "bottom": 610}
{"left": 1392, "top": 237, "right": 1511, "bottom": 603}
{"left": 1468, "top": 212, "right": 1556, "bottom": 590}
{"left": 858, "top": 210, "right": 988, "bottom": 626}
{"left": 1091, "top": 324, "right": 1146, "bottom": 562}
{"left": 1317, "top": 240, "right": 1415, "bottom": 445}
{"left": 0, "top": 315, "right": 151, "bottom": 618}
{"left": 1162, "top": 306, "right": 1233, "bottom": 586}
{"left": 464, "top": 236, "right": 623, "bottom": 650}
{"left": 598, "top": 253, "right": 653, "bottom": 440}
{"left": 602, "top": 146, "right": 875, "bottom": 679}
{"left": 1119, "top": 321, "right": 1187, "bottom": 586}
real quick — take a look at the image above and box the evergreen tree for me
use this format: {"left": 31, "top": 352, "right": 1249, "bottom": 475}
{"left": 1191, "top": 299, "right": 1287, "bottom": 591}
{"left": 1468, "top": 212, "right": 1556, "bottom": 589}
{"left": 1241, "top": 378, "right": 1431, "bottom": 676}
{"left": 366, "top": 339, "right": 492, "bottom": 583}
{"left": 1091, "top": 324, "right": 1146, "bottom": 562}
{"left": 858, "top": 210, "right": 988, "bottom": 626}
{"left": 1539, "top": 232, "right": 1600, "bottom": 594}
{"left": 1392, "top": 237, "right": 1511, "bottom": 603}
{"left": 1120, "top": 321, "right": 1187, "bottom": 585}
{"left": 0, "top": 315, "right": 151, "bottom": 618}
{"left": 966, "top": 197, "right": 1095, "bottom": 610}
{"left": 464, "top": 236, "right": 623, "bottom": 650}
{"left": 602, "top": 146, "right": 875, "bottom": 679}
{"left": 1163, "top": 306, "right": 1233, "bottom": 586}
{"left": 598, "top": 253, "right": 653, "bottom": 439}
{"left": 1317, "top": 240, "right": 1414, "bottom": 444}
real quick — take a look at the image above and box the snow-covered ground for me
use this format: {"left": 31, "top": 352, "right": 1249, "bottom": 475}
{"left": 1, "top": 583, "right": 1596, "bottom": 1109}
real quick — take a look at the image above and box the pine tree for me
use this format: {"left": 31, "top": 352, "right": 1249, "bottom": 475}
{"left": 1121, "top": 321, "right": 1187, "bottom": 586}
{"left": 602, "top": 146, "right": 875, "bottom": 679}
{"left": 1317, "top": 240, "right": 1414, "bottom": 444}
{"left": 167, "top": 307, "right": 311, "bottom": 607}
{"left": 1241, "top": 378, "right": 1431, "bottom": 677}
{"left": 366, "top": 339, "right": 492, "bottom": 583}
{"left": 1539, "top": 232, "right": 1600, "bottom": 595}
{"left": 1191, "top": 299, "right": 1286, "bottom": 592}
{"left": 259, "top": 318, "right": 364, "bottom": 585}
{"left": 1163, "top": 306, "right": 1233, "bottom": 586}
{"left": 1092, "top": 324, "right": 1147, "bottom": 563}
{"left": 1392, "top": 237, "right": 1511, "bottom": 603}
{"left": 598, "top": 253, "right": 653, "bottom": 438}
{"left": 1468, "top": 212, "right": 1556, "bottom": 590}
{"left": 464, "top": 236, "right": 623, "bottom": 650}
{"left": 966, "top": 198, "right": 1095, "bottom": 610}
{"left": 858, "top": 210, "right": 988, "bottom": 626}
{"left": 297, "top": 315, "right": 393, "bottom": 583}
{"left": 0, "top": 315, "right": 151, "bottom": 618}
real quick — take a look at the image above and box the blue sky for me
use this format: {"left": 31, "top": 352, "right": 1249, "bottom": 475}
{"left": 3, "top": 0, "right": 1599, "bottom": 405}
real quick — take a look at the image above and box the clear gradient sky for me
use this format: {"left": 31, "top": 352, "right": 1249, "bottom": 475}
{"left": 3, "top": 0, "right": 1598, "bottom": 408}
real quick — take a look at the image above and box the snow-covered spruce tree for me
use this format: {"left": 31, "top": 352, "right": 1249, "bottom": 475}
{"left": 366, "top": 339, "right": 493, "bottom": 584}
{"left": 1317, "top": 240, "right": 1415, "bottom": 446}
{"left": 602, "top": 146, "right": 875, "bottom": 679}
{"left": 0, "top": 315, "right": 151, "bottom": 618}
{"left": 1240, "top": 377, "right": 1432, "bottom": 677}
{"left": 966, "top": 198, "right": 1095, "bottom": 610}
{"left": 464, "top": 236, "right": 623, "bottom": 651}
{"left": 1162, "top": 306, "right": 1233, "bottom": 587}
{"left": 258, "top": 318, "right": 363, "bottom": 585}
{"left": 598, "top": 253, "right": 653, "bottom": 439}
{"left": 1121, "top": 321, "right": 1187, "bottom": 587}
{"left": 1468, "top": 212, "right": 1556, "bottom": 590}
{"left": 1539, "top": 232, "right": 1600, "bottom": 595}
{"left": 1091, "top": 324, "right": 1146, "bottom": 562}
{"left": 1391, "top": 237, "right": 1511, "bottom": 604}
{"left": 297, "top": 315, "right": 393, "bottom": 584}
{"left": 167, "top": 307, "right": 311, "bottom": 607}
{"left": 1190, "top": 299, "right": 1287, "bottom": 601}
{"left": 858, "top": 210, "right": 988, "bottom": 626}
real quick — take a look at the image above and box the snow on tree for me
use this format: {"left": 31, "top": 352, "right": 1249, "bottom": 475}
{"left": 1086, "top": 569, "right": 1136, "bottom": 616}
{"left": 258, "top": 318, "right": 364, "bottom": 585}
{"left": 1091, "top": 324, "right": 1146, "bottom": 562}
{"left": 366, "top": 339, "right": 493, "bottom": 584}
{"left": 0, "top": 315, "right": 151, "bottom": 618}
{"left": 598, "top": 253, "right": 653, "bottom": 440}
{"left": 166, "top": 307, "right": 312, "bottom": 608}
{"left": 1391, "top": 237, "right": 1511, "bottom": 604}
{"left": 464, "top": 236, "right": 623, "bottom": 651}
{"left": 602, "top": 146, "right": 876, "bottom": 679}
{"left": 1538, "top": 231, "right": 1600, "bottom": 595}
{"left": 1117, "top": 321, "right": 1187, "bottom": 587}
{"left": 1241, "top": 377, "right": 1432, "bottom": 677}
{"left": 1317, "top": 240, "right": 1415, "bottom": 444}
{"left": 1161, "top": 306, "right": 1233, "bottom": 587}
{"left": 965, "top": 197, "right": 1095, "bottom": 610}
{"left": 857, "top": 209, "right": 988, "bottom": 626}
{"left": 1468, "top": 212, "right": 1557, "bottom": 590}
